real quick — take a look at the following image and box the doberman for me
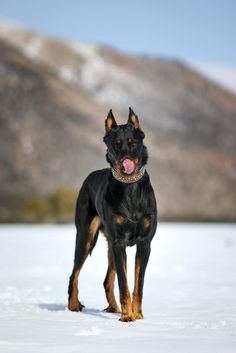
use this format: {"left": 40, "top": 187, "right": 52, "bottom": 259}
{"left": 68, "top": 108, "right": 157, "bottom": 322}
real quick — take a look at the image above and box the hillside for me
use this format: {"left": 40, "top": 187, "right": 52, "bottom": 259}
{"left": 0, "top": 20, "right": 236, "bottom": 221}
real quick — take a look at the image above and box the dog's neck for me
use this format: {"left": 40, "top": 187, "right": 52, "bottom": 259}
{"left": 111, "top": 166, "right": 146, "bottom": 184}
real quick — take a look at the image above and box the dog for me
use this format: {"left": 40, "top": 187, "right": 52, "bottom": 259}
{"left": 68, "top": 108, "right": 157, "bottom": 322}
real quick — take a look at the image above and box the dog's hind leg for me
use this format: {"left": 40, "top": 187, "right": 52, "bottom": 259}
{"left": 68, "top": 187, "right": 101, "bottom": 312}
{"left": 68, "top": 264, "right": 84, "bottom": 312}
{"left": 103, "top": 244, "right": 121, "bottom": 313}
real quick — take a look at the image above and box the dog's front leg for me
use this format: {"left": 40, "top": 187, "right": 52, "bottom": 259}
{"left": 132, "top": 242, "right": 151, "bottom": 319}
{"left": 112, "top": 243, "right": 134, "bottom": 322}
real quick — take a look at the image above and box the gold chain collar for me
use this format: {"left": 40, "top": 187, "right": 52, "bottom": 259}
{"left": 111, "top": 166, "right": 146, "bottom": 184}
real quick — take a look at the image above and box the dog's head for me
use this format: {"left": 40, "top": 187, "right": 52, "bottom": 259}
{"left": 103, "top": 107, "right": 148, "bottom": 175}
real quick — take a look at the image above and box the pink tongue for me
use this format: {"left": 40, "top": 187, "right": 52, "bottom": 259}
{"left": 122, "top": 159, "right": 135, "bottom": 174}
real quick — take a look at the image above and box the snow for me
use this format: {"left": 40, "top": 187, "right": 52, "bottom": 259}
{"left": 0, "top": 20, "right": 44, "bottom": 60}
{"left": 22, "top": 37, "right": 44, "bottom": 59}
{"left": 70, "top": 42, "right": 148, "bottom": 108}
{"left": 0, "top": 223, "right": 236, "bottom": 353}
{"left": 59, "top": 65, "right": 78, "bottom": 84}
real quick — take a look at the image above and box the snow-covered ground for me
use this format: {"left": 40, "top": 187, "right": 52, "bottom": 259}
{"left": 0, "top": 223, "right": 235, "bottom": 353}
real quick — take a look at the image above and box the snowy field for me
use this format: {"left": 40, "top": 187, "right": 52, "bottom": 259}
{"left": 0, "top": 223, "right": 235, "bottom": 353}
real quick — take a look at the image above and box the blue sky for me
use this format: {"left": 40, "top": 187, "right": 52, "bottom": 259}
{"left": 0, "top": 0, "right": 236, "bottom": 66}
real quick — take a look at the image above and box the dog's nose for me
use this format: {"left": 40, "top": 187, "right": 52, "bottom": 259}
{"left": 133, "top": 213, "right": 141, "bottom": 222}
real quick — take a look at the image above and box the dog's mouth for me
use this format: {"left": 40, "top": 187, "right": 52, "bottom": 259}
{"left": 114, "top": 158, "right": 139, "bottom": 175}
{"left": 122, "top": 158, "right": 135, "bottom": 175}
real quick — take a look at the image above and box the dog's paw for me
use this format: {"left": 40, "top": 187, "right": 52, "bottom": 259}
{"left": 133, "top": 312, "right": 144, "bottom": 320}
{"left": 68, "top": 300, "right": 85, "bottom": 312}
{"left": 103, "top": 305, "right": 121, "bottom": 313}
{"left": 119, "top": 313, "right": 135, "bottom": 322}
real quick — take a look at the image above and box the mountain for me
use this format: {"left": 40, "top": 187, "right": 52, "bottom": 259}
{"left": 0, "top": 20, "right": 235, "bottom": 221}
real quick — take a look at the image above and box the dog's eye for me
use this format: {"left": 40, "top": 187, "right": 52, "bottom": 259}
{"left": 115, "top": 139, "right": 122, "bottom": 149}
{"left": 128, "top": 139, "right": 136, "bottom": 148}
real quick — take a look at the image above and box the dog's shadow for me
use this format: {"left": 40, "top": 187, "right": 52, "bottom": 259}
{"left": 38, "top": 304, "right": 117, "bottom": 320}
{"left": 38, "top": 303, "right": 67, "bottom": 311}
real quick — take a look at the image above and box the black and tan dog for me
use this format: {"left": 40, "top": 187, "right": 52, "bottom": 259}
{"left": 68, "top": 108, "right": 157, "bottom": 322}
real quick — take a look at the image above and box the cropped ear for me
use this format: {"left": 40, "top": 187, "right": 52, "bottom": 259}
{"left": 128, "top": 107, "right": 141, "bottom": 129}
{"left": 128, "top": 107, "right": 145, "bottom": 138}
{"left": 105, "top": 109, "right": 117, "bottom": 133}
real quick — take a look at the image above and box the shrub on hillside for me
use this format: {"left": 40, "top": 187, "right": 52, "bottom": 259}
{"left": 49, "top": 187, "right": 78, "bottom": 223}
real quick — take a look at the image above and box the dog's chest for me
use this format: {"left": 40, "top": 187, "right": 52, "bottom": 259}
{"left": 114, "top": 185, "right": 152, "bottom": 246}
{"left": 118, "top": 184, "right": 144, "bottom": 216}
{"left": 114, "top": 214, "right": 151, "bottom": 246}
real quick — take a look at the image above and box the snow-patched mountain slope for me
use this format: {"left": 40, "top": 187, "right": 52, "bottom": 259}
{"left": 0, "top": 20, "right": 236, "bottom": 222}
{"left": 0, "top": 224, "right": 235, "bottom": 353}
{"left": 1, "top": 19, "right": 236, "bottom": 141}
{"left": 0, "top": 20, "right": 142, "bottom": 111}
